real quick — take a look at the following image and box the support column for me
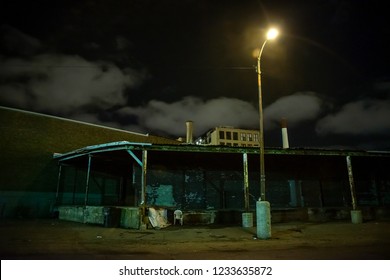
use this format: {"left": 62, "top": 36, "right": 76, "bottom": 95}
{"left": 140, "top": 149, "right": 148, "bottom": 229}
{"left": 256, "top": 200, "right": 271, "bottom": 239}
{"left": 127, "top": 149, "right": 147, "bottom": 229}
{"left": 242, "top": 153, "right": 253, "bottom": 227}
{"left": 346, "top": 155, "right": 362, "bottom": 224}
{"left": 84, "top": 155, "right": 92, "bottom": 207}
{"left": 55, "top": 164, "right": 62, "bottom": 204}
{"left": 84, "top": 155, "right": 92, "bottom": 224}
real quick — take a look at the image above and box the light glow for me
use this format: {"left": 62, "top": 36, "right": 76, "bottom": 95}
{"left": 266, "top": 28, "right": 279, "bottom": 40}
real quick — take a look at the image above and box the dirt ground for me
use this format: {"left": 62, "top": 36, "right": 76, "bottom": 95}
{"left": 0, "top": 219, "right": 389, "bottom": 260}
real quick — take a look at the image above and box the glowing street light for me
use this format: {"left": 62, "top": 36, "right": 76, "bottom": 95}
{"left": 266, "top": 28, "right": 279, "bottom": 40}
{"left": 256, "top": 27, "right": 278, "bottom": 239}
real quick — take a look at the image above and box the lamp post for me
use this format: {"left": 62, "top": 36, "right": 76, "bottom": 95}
{"left": 256, "top": 28, "right": 278, "bottom": 239}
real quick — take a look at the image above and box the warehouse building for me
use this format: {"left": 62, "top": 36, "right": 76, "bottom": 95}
{"left": 1, "top": 106, "right": 390, "bottom": 227}
{"left": 0, "top": 106, "right": 179, "bottom": 218}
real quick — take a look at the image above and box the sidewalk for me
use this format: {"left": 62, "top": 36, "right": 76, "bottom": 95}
{"left": 1, "top": 219, "right": 389, "bottom": 259}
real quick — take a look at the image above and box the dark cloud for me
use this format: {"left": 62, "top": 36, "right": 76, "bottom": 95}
{"left": 0, "top": 53, "right": 143, "bottom": 115}
{"left": 0, "top": 1, "right": 390, "bottom": 150}
{"left": 0, "top": 25, "right": 42, "bottom": 56}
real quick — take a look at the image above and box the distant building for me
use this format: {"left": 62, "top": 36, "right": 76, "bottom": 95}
{"left": 196, "top": 126, "right": 260, "bottom": 147}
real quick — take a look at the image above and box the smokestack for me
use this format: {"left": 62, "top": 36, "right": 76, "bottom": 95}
{"left": 186, "top": 120, "right": 193, "bottom": 144}
{"left": 280, "top": 118, "right": 289, "bottom": 149}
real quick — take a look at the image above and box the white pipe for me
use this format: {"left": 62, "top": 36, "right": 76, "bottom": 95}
{"left": 281, "top": 118, "right": 289, "bottom": 149}
{"left": 186, "top": 120, "right": 193, "bottom": 144}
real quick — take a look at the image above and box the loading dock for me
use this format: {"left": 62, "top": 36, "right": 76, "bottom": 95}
{"left": 53, "top": 141, "right": 390, "bottom": 228}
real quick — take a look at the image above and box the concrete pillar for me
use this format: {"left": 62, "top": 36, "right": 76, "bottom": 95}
{"left": 351, "top": 210, "right": 363, "bottom": 224}
{"left": 242, "top": 212, "right": 253, "bottom": 227}
{"left": 288, "top": 180, "right": 297, "bottom": 207}
{"left": 256, "top": 200, "right": 271, "bottom": 239}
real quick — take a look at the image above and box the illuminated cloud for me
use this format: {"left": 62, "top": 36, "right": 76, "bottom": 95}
{"left": 264, "top": 92, "right": 325, "bottom": 129}
{"left": 115, "top": 96, "right": 259, "bottom": 136}
{"left": 316, "top": 99, "right": 390, "bottom": 135}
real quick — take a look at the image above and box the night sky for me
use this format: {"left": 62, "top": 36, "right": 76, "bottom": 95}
{"left": 1, "top": 0, "right": 389, "bottom": 150}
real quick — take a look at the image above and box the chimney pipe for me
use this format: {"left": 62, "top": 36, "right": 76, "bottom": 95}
{"left": 281, "top": 118, "right": 289, "bottom": 149}
{"left": 186, "top": 120, "right": 193, "bottom": 144}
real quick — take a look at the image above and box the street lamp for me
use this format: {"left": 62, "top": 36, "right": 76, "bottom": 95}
{"left": 256, "top": 27, "right": 278, "bottom": 239}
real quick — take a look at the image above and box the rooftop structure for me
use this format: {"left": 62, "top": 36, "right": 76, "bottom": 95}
{"left": 196, "top": 126, "right": 260, "bottom": 147}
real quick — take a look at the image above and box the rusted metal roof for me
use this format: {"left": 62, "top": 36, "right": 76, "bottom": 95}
{"left": 54, "top": 141, "right": 390, "bottom": 163}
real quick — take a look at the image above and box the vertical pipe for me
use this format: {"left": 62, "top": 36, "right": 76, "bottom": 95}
{"left": 243, "top": 153, "right": 250, "bottom": 211}
{"left": 346, "top": 155, "right": 357, "bottom": 210}
{"left": 84, "top": 155, "right": 92, "bottom": 207}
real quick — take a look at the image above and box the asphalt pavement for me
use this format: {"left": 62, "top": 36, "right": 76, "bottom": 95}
{"left": 1, "top": 219, "right": 389, "bottom": 259}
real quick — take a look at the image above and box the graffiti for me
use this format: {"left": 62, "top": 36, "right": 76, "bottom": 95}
{"left": 146, "top": 184, "right": 176, "bottom": 207}
{"left": 185, "top": 170, "right": 204, "bottom": 183}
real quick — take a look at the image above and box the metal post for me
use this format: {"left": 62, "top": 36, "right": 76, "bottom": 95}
{"left": 346, "top": 155, "right": 362, "bottom": 223}
{"left": 242, "top": 152, "right": 253, "bottom": 228}
{"left": 243, "top": 153, "right": 250, "bottom": 211}
{"left": 132, "top": 162, "right": 137, "bottom": 206}
{"left": 141, "top": 150, "right": 148, "bottom": 206}
{"left": 140, "top": 149, "right": 148, "bottom": 228}
{"left": 55, "top": 164, "right": 62, "bottom": 204}
{"left": 84, "top": 155, "right": 92, "bottom": 207}
{"left": 346, "top": 155, "right": 357, "bottom": 210}
{"left": 256, "top": 39, "right": 272, "bottom": 239}
{"left": 257, "top": 40, "right": 267, "bottom": 201}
